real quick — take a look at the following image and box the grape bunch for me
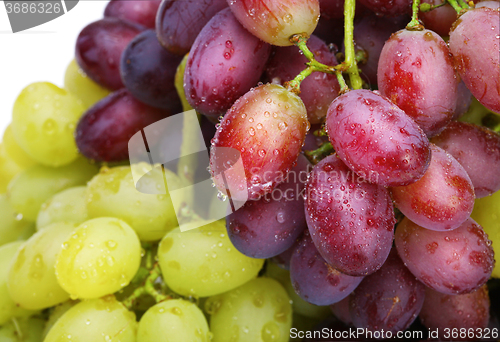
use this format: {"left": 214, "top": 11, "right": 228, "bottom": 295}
{"left": 0, "top": 0, "right": 499, "bottom": 341}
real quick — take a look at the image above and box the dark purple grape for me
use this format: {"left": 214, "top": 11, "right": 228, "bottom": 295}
{"left": 266, "top": 35, "right": 339, "bottom": 124}
{"left": 184, "top": 8, "right": 271, "bottom": 118}
{"left": 395, "top": 217, "right": 494, "bottom": 295}
{"left": 431, "top": 121, "right": 500, "bottom": 198}
{"left": 304, "top": 154, "right": 395, "bottom": 276}
{"left": 378, "top": 29, "right": 459, "bottom": 137}
{"left": 104, "top": 0, "right": 161, "bottom": 29}
{"left": 76, "top": 89, "right": 170, "bottom": 162}
{"left": 419, "top": 285, "right": 490, "bottom": 341}
{"left": 226, "top": 155, "right": 310, "bottom": 259}
{"left": 453, "top": 80, "right": 473, "bottom": 120}
{"left": 419, "top": 0, "right": 459, "bottom": 36}
{"left": 319, "top": 0, "right": 344, "bottom": 19}
{"left": 350, "top": 248, "right": 426, "bottom": 333}
{"left": 270, "top": 242, "right": 297, "bottom": 270}
{"left": 120, "top": 30, "right": 183, "bottom": 112}
{"left": 290, "top": 231, "right": 364, "bottom": 306}
{"left": 449, "top": 8, "right": 500, "bottom": 114}
{"left": 330, "top": 296, "right": 353, "bottom": 326}
{"left": 390, "top": 144, "right": 475, "bottom": 231}
{"left": 312, "top": 16, "right": 344, "bottom": 48}
{"left": 325, "top": 89, "right": 431, "bottom": 187}
{"left": 75, "top": 18, "right": 143, "bottom": 91}
{"left": 357, "top": 0, "right": 412, "bottom": 17}
{"left": 156, "top": 0, "right": 228, "bottom": 55}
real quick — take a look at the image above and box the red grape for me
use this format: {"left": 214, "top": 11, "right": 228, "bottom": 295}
{"left": 75, "top": 18, "right": 143, "bottom": 91}
{"left": 420, "top": 0, "right": 459, "bottom": 36}
{"left": 390, "top": 144, "right": 475, "bottom": 231}
{"left": 227, "top": 0, "right": 320, "bottom": 46}
{"left": 357, "top": 0, "right": 412, "bottom": 17}
{"left": 104, "top": 0, "right": 161, "bottom": 29}
{"left": 378, "top": 29, "right": 459, "bottom": 137}
{"left": 184, "top": 8, "right": 271, "bottom": 118}
{"left": 395, "top": 217, "right": 494, "bottom": 295}
{"left": 325, "top": 89, "right": 431, "bottom": 187}
{"left": 304, "top": 154, "right": 395, "bottom": 276}
{"left": 209, "top": 83, "right": 309, "bottom": 200}
{"left": 449, "top": 8, "right": 500, "bottom": 114}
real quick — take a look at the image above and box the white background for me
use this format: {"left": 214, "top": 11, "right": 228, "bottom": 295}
{"left": 0, "top": 0, "right": 109, "bottom": 136}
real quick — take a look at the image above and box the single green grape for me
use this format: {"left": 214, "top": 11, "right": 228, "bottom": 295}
{"left": 137, "top": 299, "right": 211, "bottom": 342}
{"left": 0, "top": 143, "right": 23, "bottom": 194}
{"left": 85, "top": 164, "right": 181, "bottom": 241}
{"left": 206, "top": 277, "right": 292, "bottom": 342}
{"left": 7, "top": 222, "right": 77, "bottom": 310}
{"left": 44, "top": 296, "right": 137, "bottom": 342}
{"left": 471, "top": 190, "right": 500, "bottom": 278}
{"left": 2, "top": 125, "right": 36, "bottom": 169}
{"left": 0, "top": 241, "right": 37, "bottom": 325}
{"left": 174, "top": 53, "right": 194, "bottom": 112}
{"left": 55, "top": 217, "right": 142, "bottom": 299}
{"left": 64, "top": 59, "right": 110, "bottom": 109}
{"left": 11, "top": 82, "right": 85, "bottom": 167}
{"left": 265, "top": 262, "right": 332, "bottom": 320}
{"left": 158, "top": 219, "right": 264, "bottom": 297}
{"left": 0, "top": 194, "right": 35, "bottom": 247}
{"left": 42, "top": 300, "right": 79, "bottom": 339}
{"left": 36, "top": 186, "right": 88, "bottom": 230}
{"left": 7, "top": 157, "right": 97, "bottom": 221}
{"left": 0, "top": 316, "right": 45, "bottom": 342}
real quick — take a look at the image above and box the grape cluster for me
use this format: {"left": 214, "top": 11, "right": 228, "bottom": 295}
{"left": 0, "top": 0, "right": 499, "bottom": 341}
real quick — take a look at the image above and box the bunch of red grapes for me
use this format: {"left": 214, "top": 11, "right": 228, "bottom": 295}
{"left": 16, "top": 0, "right": 500, "bottom": 340}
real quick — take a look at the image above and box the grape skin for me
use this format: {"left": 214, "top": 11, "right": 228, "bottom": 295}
{"left": 2, "top": 125, "right": 36, "bottom": 169}
{"left": 184, "top": 8, "right": 271, "bottom": 118}
{"left": 326, "top": 89, "right": 431, "bottom": 187}
{"left": 36, "top": 186, "right": 88, "bottom": 230}
{"left": 0, "top": 143, "right": 24, "bottom": 194}
{"left": 378, "top": 29, "right": 458, "bottom": 137}
{"left": 449, "top": 8, "right": 500, "bottom": 114}
{"left": 104, "top": 0, "right": 161, "bottom": 29}
{"left": 390, "top": 144, "right": 475, "bottom": 231}
{"left": 227, "top": 0, "right": 320, "bottom": 47}
{"left": 0, "top": 195, "right": 34, "bottom": 247}
{"left": 304, "top": 154, "right": 395, "bottom": 276}
{"left": 357, "top": 0, "right": 412, "bottom": 17}
{"left": 395, "top": 217, "right": 494, "bottom": 295}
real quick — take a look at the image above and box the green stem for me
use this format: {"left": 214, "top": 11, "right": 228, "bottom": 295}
{"left": 407, "top": 0, "right": 425, "bottom": 30}
{"left": 285, "top": 66, "right": 315, "bottom": 94}
{"left": 457, "top": 0, "right": 470, "bottom": 8}
{"left": 305, "top": 142, "right": 334, "bottom": 164}
{"left": 447, "top": 0, "right": 464, "bottom": 13}
{"left": 343, "top": 0, "right": 363, "bottom": 90}
{"left": 122, "top": 263, "right": 171, "bottom": 310}
{"left": 335, "top": 71, "right": 349, "bottom": 94}
{"left": 419, "top": 1, "right": 447, "bottom": 12}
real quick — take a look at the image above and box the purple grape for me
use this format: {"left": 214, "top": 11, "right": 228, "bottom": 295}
{"left": 449, "top": 8, "right": 500, "bottom": 114}
{"left": 120, "top": 30, "right": 183, "bottom": 112}
{"left": 226, "top": 155, "right": 311, "bottom": 259}
{"left": 265, "top": 35, "right": 339, "bottom": 124}
{"left": 325, "top": 89, "right": 431, "bottom": 187}
{"left": 270, "top": 241, "right": 297, "bottom": 270}
{"left": 453, "top": 80, "right": 473, "bottom": 120}
{"left": 184, "top": 8, "right": 271, "bottom": 118}
{"left": 290, "top": 231, "right": 364, "bottom": 306}
{"left": 304, "top": 154, "right": 395, "bottom": 276}
{"left": 419, "top": 285, "right": 490, "bottom": 341}
{"left": 76, "top": 89, "right": 171, "bottom": 162}
{"left": 357, "top": 0, "right": 412, "bottom": 17}
{"left": 350, "top": 248, "right": 426, "bottom": 333}
{"left": 431, "top": 121, "right": 500, "bottom": 198}
{"left": 104, "top": 0, "right": 161, "bottom": 29}
{"left": 330, "top": 296, "right": 353, "bottom": 326}
{"left": 312, "top": 16, "right": 344, "bottom": 48}
{"left": 156, "top": 0, "right": 228, "bottom": 55}
{"left": 319, "top": 0, "right": 344, "bottom": 19}
{"left": 390, "top": 144, "right": 475, "bottom": 231}
{"left": 395, "top": 217, "right": 494, "bottom": 295}
{"left": 378, "top": 29, "right": 459, "bottom": 137}
{"left": 75, "top": 18, "right": 143, "bottom": 90}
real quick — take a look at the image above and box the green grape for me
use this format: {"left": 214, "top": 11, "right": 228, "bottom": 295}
{"left": 471, "top": 190, "right": 500, "bottom": 278}
{"left": 7, "top": 222, "right": 77, "bottom": 310}
{"left": 0, "top": 316, "right": 45, "bottom": 342}
{"left": 55, "top": 217, "right": 141, "bottom": 299}
{"left": 2, "top": 125, "right": 36, "bottom": 169}
{"left": 0, "top": 143, "right": 23, "bottom": 194}
{"left": 206, "top": 277, "right": 292, "bottom": 342}
{"left": 64, "top": 59, "right": 110, "bottom": 109}
{"left": 137, "top": 299, "right": 210, "bottom": 342}
{"left": 36, "top": 187, "right": 88, "bottom": 230}
{"left": 85, "top": 164, "right": 181, "bottom": 241}
{"left": 174, "top": 53, "right": 194, "bottom": 112}
{"left": 158, "top": 220, "right": 264, "bottom": 297}
{"left": 0, "top": 241, "right": 37, "bottom": 325}
{"left": 0, "top": 194, "right": 35, "bottom": 247}
{"left": 44, "top": 296, "right": 137, "bottom": 342}
{"left": 42, "top": 300, "right": 78, "bottom": 339}
{"left": 265, "top": 262, "right": 332, "bottom": 320}
{"left": 7, "top": 158, "right": 97, "bottom": 221}
{"left": 11, "top": 82, "right": 85, "bottom": 167}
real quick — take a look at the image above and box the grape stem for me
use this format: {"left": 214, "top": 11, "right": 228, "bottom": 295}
{"left": 446, "top": 0, "right": 466, "bottom": 13}
{"left": 122, "top": 263, "right": 172, "bottom": 310}
{"left": 407, "top": 0, "right": 425, "bottom": 30}
{"left": 305, "top": 142, "right": 335, "bottom": 165}
{"left": 419, "top": 1, "right": 447, "bottom": 12}
{"left": 343, "top": 0, "right": 363, "bottom": 90}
